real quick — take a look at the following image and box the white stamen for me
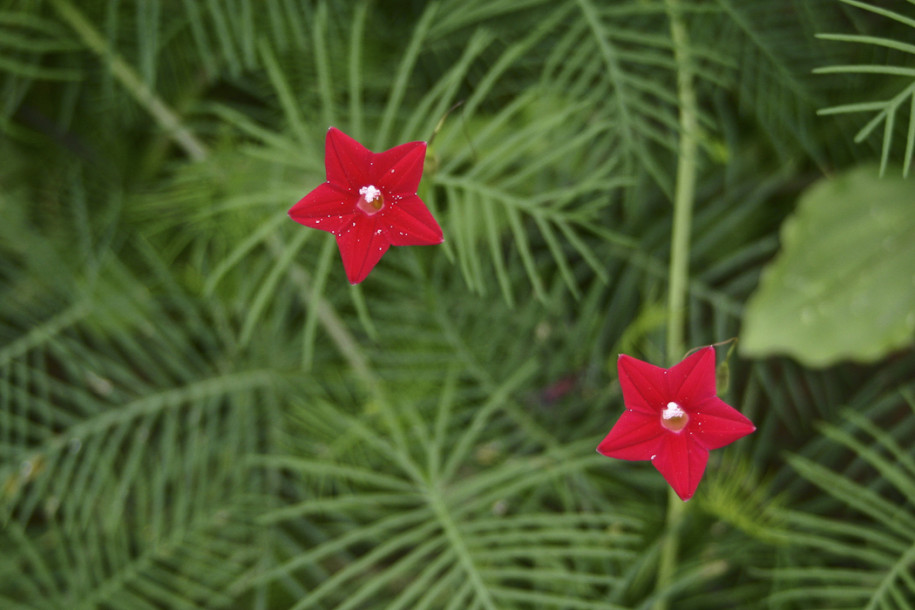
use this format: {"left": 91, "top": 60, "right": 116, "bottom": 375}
{"left": 359, "top": 185, "right": 381, "bottom": 202}
{"left": 662, "top": 401, "right": 685, "bottom": 420}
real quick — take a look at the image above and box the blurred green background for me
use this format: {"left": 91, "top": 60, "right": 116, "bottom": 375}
{"left": 2, "top": 0, "right": 914, "bottom": 608}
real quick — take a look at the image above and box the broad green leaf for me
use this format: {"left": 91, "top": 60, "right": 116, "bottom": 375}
{"left": 742, "top": 165, "right": 915, "bottom": 366}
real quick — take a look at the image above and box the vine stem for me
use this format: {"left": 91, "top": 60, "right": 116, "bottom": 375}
{"left": 657, "top": 0, "right": 699, "bottom": 608}
{"left": 50, "top": 0, "right": 209, "bottom": 162}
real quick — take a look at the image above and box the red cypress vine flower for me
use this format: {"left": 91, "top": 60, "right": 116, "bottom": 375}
{"left": 289, "top": 127, "right": 443, "bottom": 284}
{"left": 597, "top": 346, "right": 756, "bottom": 501}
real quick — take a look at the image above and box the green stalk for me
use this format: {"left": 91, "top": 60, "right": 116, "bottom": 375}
{"left": 50, "top": 0, "right": 208, "bottom": 162}
{"left": 657, "top": 0, "right": 699, "bottom": 607}
{"left": 664, "top": 1, "right": 699, "bottom": 367}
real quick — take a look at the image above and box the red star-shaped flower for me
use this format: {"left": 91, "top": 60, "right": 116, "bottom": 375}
{"left": 597, "top": 346, "right": 756, "bottom": 501}
{"left": 289, "top": 127, "right": 444, "bottom": 284}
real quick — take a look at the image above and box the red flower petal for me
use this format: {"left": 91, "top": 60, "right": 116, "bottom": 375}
{"left": 669, "top": 346, "right": 717, "bottom": 406}
{"left": 652, "top": 433, "right": 708, "bottom": 501}
{"left": 690, "top": 396, "right": 756, "bottom": 450}
{"left": 373, "top": 141, "right": 427, "bottom": 194}
{"left": 288, "top": 182, "right": 357, "bottom": 235}
{"left": 384, "top": 194, "right": 444, "bottom": 246}
{"left": 335, "top": 216, "right": 390, "bottom": 284}
{"left": 617, "top": 354, "right": 668, "bottom": 415}
{"left": 324, "top": 127, "right": 371, "bottom": 188}
{"left": 596, "top": 410, "right": 664, "bottom": 461}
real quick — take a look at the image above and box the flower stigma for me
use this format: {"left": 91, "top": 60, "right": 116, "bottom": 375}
{"left": 357, "top": 185, "right": 384, "bottom": 215}
{"left": 661, "top": 401, "right": 689, "bottom": 433}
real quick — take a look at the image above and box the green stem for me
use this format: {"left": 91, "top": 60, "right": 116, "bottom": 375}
{"left": 664, "top": 5, "right": 699, "bottom": 366}
{"left": 656, "top": 487, "right": 686, "bottom": 608}
{"left": 50, "top": 0, "right": 208, "bottom": 162}
{"left": 657, "top": 0, "right": 699, "bottom": 608}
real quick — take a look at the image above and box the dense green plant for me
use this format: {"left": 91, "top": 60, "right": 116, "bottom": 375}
{"left": 1, "top": 0, "right": 913, "bottom": 608}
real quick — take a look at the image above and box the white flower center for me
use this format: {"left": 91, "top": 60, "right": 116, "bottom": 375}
{"left": 359, "top": 185, "right": 382, "bottom": 202}
{"left": 662, "top": 402, "right": 685, "bottom": 420}
{"left": 660, "top": 401, "right": 689, "bottom": 433}
{"left": 357, "top": 185, "right": 384, "bottom": 215}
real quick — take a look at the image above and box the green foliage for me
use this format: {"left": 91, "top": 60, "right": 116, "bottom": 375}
{"left": 741, "top": 165, "right": 915, "bottom": 366}
{"left": 770, "top": 393, "right": 915, "bottom": 608}
{"left": 815, "top": 0, "right": 915, "bottom": 176}
{"left": 2, "top": 0, "right": 915, "bottom": 609}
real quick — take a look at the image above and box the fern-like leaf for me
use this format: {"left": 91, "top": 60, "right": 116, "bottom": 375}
{"left": 815, "top": 0, "right": 915, "bottom": 176}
